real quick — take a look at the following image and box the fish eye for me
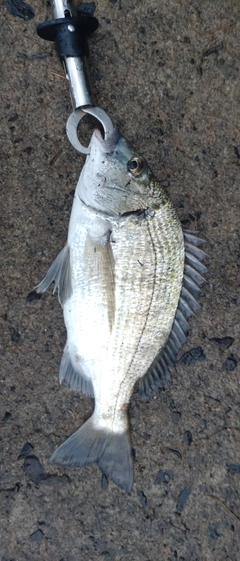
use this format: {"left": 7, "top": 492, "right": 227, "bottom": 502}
{"left": 127, "top": 157, "right": 144, "bottom": 176}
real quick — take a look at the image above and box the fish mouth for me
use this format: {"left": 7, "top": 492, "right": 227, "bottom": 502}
{"left": 92, "top": 127, "right": 121, "bottom": 154}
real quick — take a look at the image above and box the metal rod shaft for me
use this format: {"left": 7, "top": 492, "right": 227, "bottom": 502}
{"left": 65, "top": 56, "right": 92, "bottom": 108}
{"left": 50, "top": 0, "right": 93, "bottom": 109}
{"left": 51, "top": 0, "right": 76, "bottom": 19}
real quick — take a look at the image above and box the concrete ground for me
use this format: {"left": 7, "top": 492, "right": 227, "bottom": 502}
{"left": 1, "top": 0, "right": 240, "bottom": 560}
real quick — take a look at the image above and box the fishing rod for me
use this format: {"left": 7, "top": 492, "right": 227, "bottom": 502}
{"left": 37, "top": 0, "right": 114, "bottom": 154}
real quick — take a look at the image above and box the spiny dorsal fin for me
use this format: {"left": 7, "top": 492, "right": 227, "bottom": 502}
{"left": 139, "top": 231, "right": 208, "bottom": 399}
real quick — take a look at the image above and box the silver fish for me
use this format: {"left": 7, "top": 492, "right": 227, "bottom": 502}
{"left": 36, "top": 127, "right": 207, "bottom": 492}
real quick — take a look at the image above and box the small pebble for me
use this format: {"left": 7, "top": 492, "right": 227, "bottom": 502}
{"left": 29, "top": 529, "right": 44, "bottom": 542}
{"left": 137, "top": 489, "right": 147, "bottom": 507}
{"left": 225, "top": 355, "right": 237, "bottom": 371}
{"left": 155, "top": 470, "right": 164, "bottom": 484}
{"left": 183, "top": 430, "right": 193, "bottom": 446}
{"left": 171, "top": 412, "right": 181, "bottom": 423}
{"left": 2, "top": 412, "right": 11, "bottom": 423}
{"left": 11, "top": 328, "right": 21, "bottom": 343}
{"left": 155, "top": 469, "right": 174, "bottom": 485}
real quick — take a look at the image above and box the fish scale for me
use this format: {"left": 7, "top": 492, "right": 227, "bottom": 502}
{"left": 126, "top": 215, "right": 184, "bottom": 368}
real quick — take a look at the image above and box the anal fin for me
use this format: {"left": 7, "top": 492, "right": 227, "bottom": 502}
{"left": 59, "top": 345, "right": 94, "bottom": 398}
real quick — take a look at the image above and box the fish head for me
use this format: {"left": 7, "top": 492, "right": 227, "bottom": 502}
{"left": 79, "top": 127, "right": 160, "bottom": 216}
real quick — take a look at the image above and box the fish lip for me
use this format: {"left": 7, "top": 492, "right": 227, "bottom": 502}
{"left": 93, "top": 127, "right": 121, "bottom": 154}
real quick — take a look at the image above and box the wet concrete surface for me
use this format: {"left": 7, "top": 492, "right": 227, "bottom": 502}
{"left": 1, "top": 1, "right": 240, "bottom": 559}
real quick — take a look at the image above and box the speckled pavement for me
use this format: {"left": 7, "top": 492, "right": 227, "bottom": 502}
{"left": 1, "top": 1, "right": 240, "bottom": 560}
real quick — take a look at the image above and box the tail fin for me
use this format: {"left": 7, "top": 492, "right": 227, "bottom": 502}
{"left": 49, "top": 418, "right": 133, "bottom": 493}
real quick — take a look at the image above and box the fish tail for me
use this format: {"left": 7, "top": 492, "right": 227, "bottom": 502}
{"left": 49, "top": 417, "right": 134, "bottom": 493}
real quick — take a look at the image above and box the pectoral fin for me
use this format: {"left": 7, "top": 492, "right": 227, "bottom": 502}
{"left": 35, "top": 245, "right": 72, "bottom": 306}
{"left": 85, "top": 232, "right": 115, "bottom": 330}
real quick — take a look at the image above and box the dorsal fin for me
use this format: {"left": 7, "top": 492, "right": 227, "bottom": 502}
{"left": 138, "top": 231, "right": 208, "bottom": 399}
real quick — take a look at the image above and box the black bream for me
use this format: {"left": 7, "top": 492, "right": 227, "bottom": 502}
{"left": 36, "top": 127, "right": 207, "bottom": 492}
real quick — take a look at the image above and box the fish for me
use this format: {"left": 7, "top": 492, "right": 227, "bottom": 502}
{"left": 35, "top": 126, "right": 207, "bottom": 492}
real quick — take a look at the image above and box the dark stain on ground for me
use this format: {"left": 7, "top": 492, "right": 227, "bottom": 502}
{"left": 176, "top": 487, "right": 191, "bottom": 514}
{"left": 209, "top": 336, "right": 235, "bottom": 349}
{"left": 179, "top": 346, "right": 206, "bottom": 365}
{"left": 23, "top": 455, "right": 47, "bottom": 484}
{"left": 5, "top": 0, "right": 35, "bottom": 20}
{"left": 17, "top": 442, "right": 34, "bottom": 459}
